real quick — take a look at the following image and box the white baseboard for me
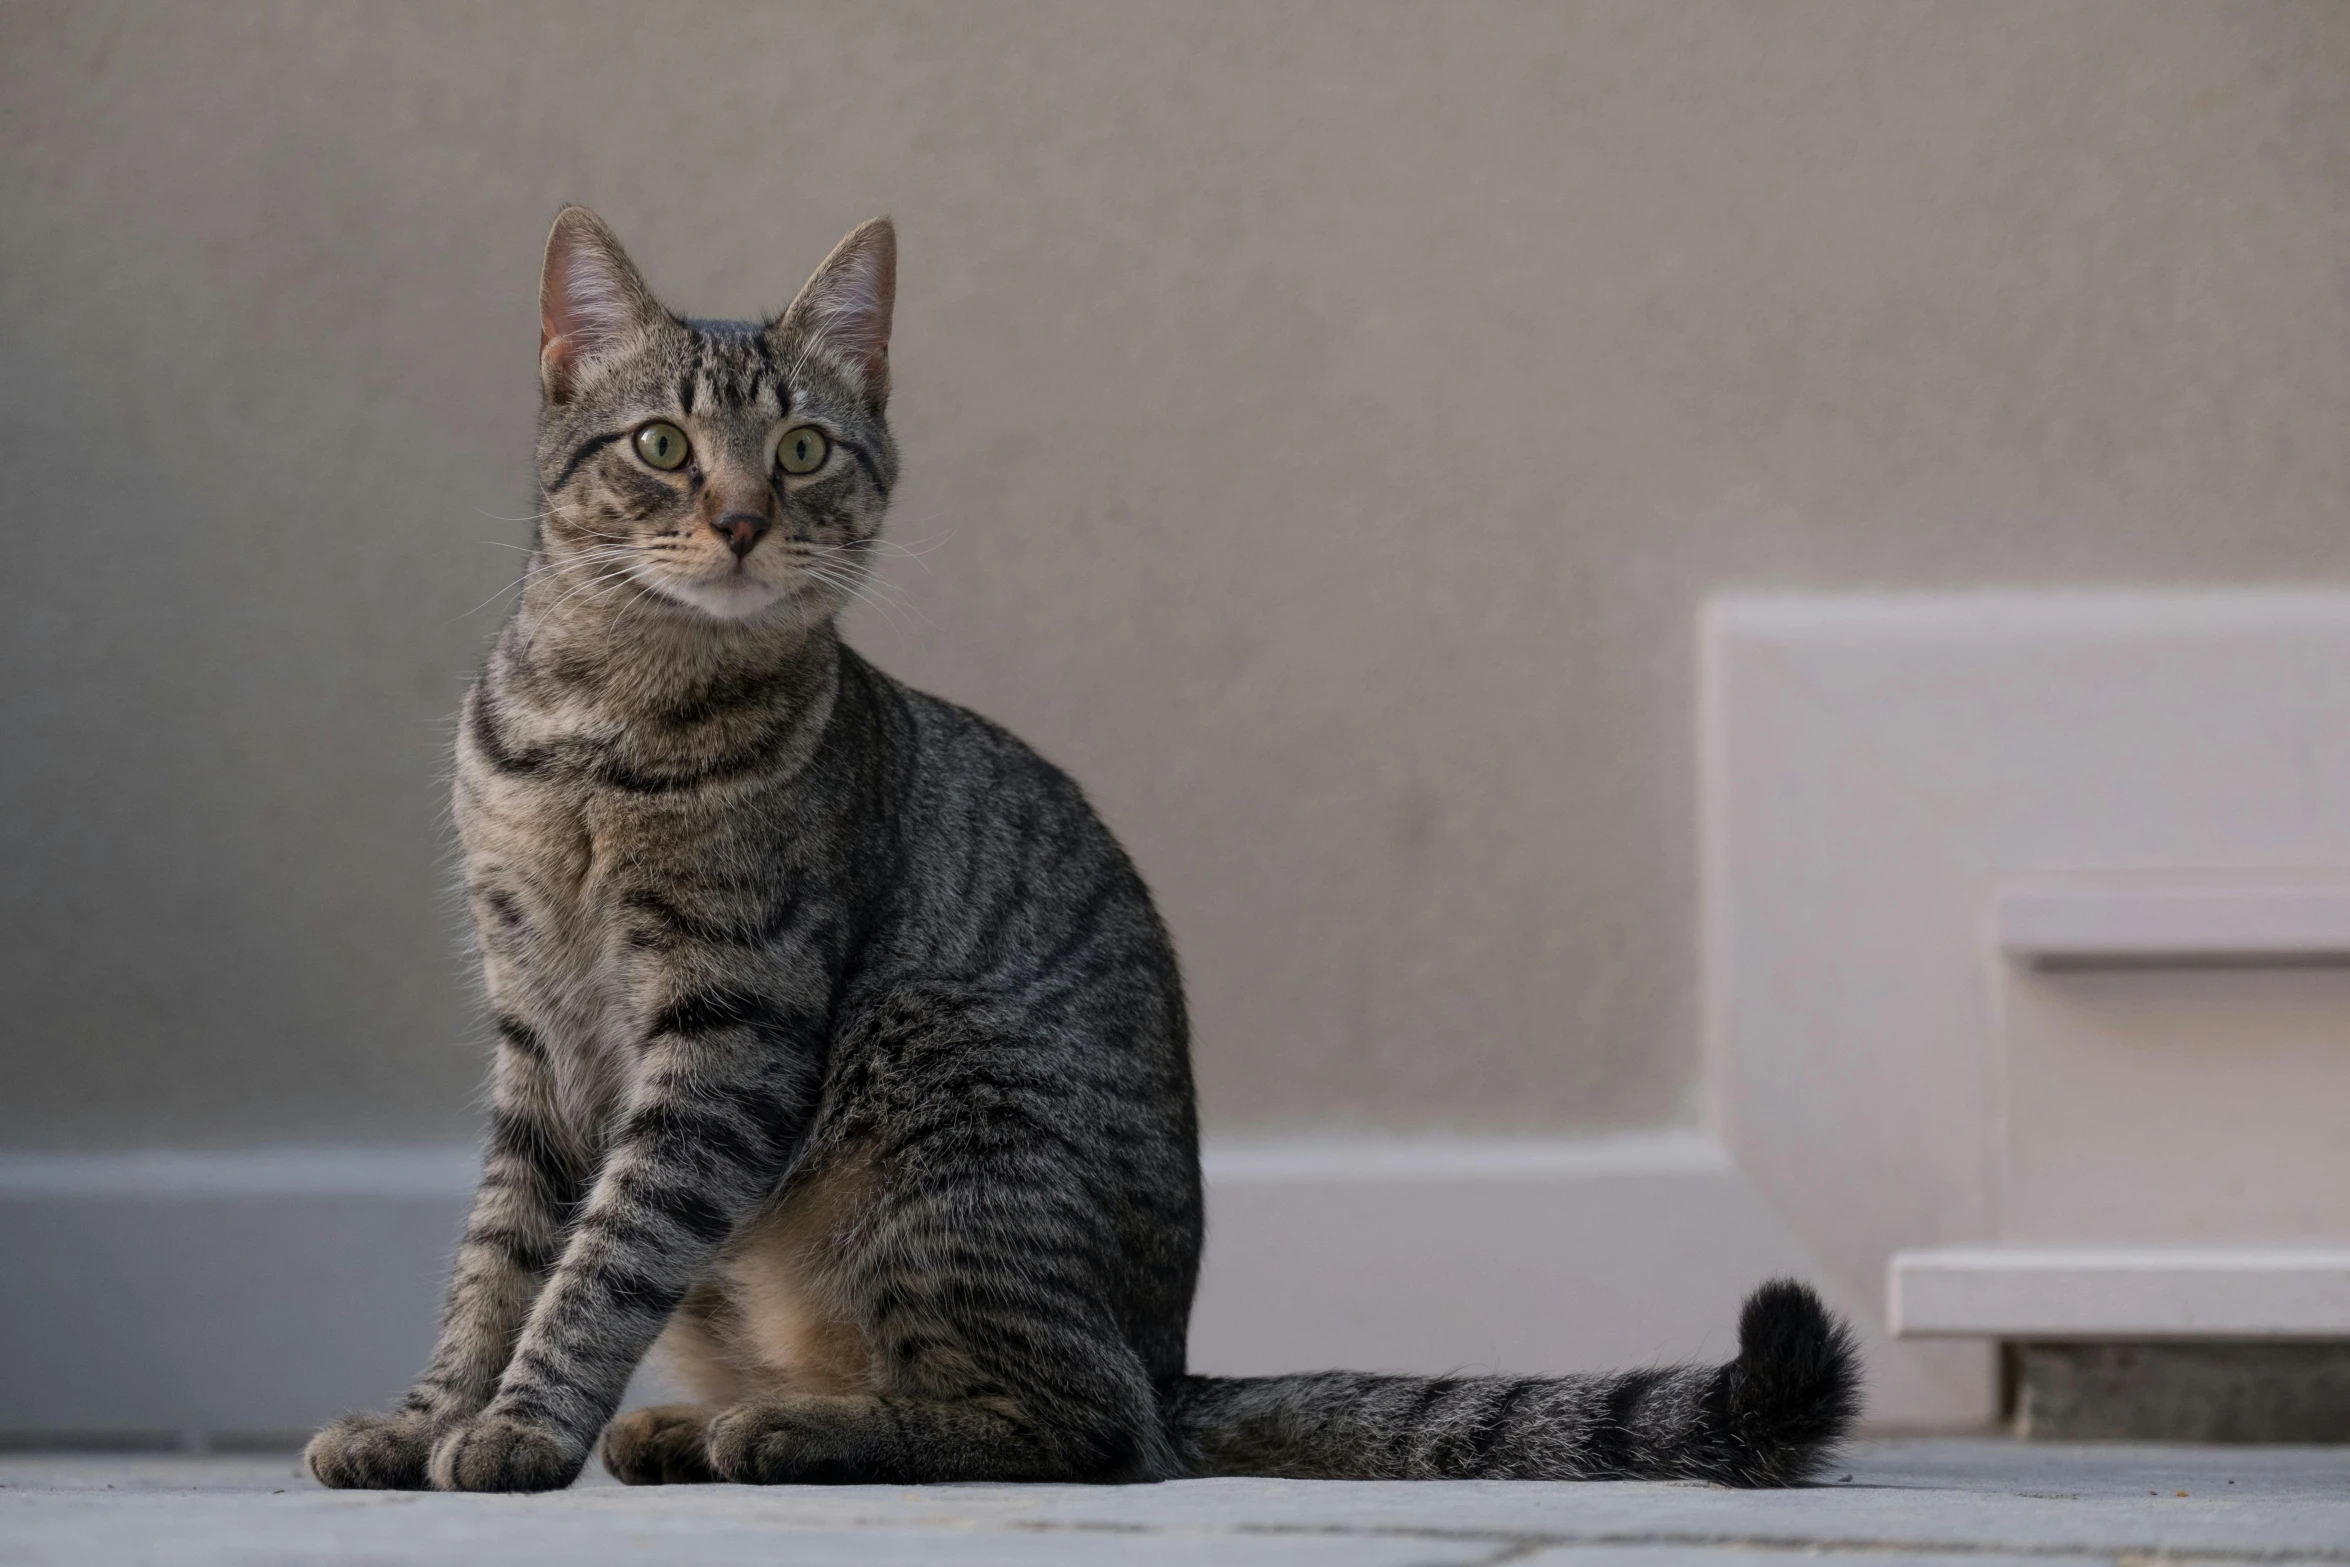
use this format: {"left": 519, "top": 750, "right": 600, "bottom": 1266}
{"left": 0, "top": 1148, "right": 478, "bottom": 1443}
{"left": 0, "top": 1135, "right": 1966, "bottom": 1443}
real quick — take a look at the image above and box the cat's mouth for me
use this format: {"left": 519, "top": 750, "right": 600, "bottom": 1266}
{"left": 629, "top": 548, "right": 854, "bottom": 625}
{"left": 652, "top": 565, "right": 792, "bottom": 622}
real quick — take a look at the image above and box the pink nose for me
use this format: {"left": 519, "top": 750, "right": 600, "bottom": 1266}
{"left": 714, "top": 511, "right": 770, "bottom": 559}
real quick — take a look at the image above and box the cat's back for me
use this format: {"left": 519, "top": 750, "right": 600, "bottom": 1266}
{"left": 852, "top": 654, "right": 1182, "bottom": 1024}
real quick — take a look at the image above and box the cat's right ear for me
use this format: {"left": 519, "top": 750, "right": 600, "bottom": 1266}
{"left": 538, "top": 206, "right": 663, "bottom": 403}
{"left": 777, "top": 218, "right": 896, "bottom": 411}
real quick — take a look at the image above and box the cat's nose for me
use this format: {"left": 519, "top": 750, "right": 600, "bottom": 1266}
{"left": 713, "top": 511, "right": 770, "bottom": 559}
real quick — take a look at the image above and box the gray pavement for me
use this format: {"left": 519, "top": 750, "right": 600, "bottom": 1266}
{"left": 0, "top": 1439, "right": 2344, "bottom": 1565}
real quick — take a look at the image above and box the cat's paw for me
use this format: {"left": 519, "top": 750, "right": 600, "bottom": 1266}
{"left": 707, "top": 1395, "right": 875, "bottom": 1485}
{"left": 305, "top": 1410, "right": 438, "bottom": 1490}
{"left": 601, "top": 1404, "right": 718, "bottom": 1485}
{"left": 428, "top": 1413, "right": 588, "bottom": 1493}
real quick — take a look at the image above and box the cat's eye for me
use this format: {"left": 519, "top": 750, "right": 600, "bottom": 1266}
{"left": 634, "top": 422, "right": 690, "bottom": 471}
{"left": 776, "top": 426, "right": 829, "bottom": 476}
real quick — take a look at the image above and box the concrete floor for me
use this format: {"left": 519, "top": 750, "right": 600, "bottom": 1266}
{"left": 1, "top": 1439, "right": 2344, "bottom": 1565}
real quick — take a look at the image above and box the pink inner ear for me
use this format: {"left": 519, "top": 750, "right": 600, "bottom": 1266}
{"left": 540, "top": 217, "right": 654, "bottom": 388}
{"left": 547, "top": 252, "right": 633, "bottom": 355}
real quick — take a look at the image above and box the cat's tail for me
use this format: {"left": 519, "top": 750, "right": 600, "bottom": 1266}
{"left": 1168, "top": 1278, "right": 1859, "bottom": 1486}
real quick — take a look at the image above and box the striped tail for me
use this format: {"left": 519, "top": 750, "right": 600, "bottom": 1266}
{"left": 1169, "top": 1279, "right": 1859, "bottom": 1486}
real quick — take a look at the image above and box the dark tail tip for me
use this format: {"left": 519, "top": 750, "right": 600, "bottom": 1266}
{"left": 1717, "top": 1278, "right": 1863, "bottom": 1486}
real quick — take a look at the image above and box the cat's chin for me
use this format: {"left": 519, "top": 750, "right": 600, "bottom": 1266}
{"left": 651, "top": 574, "right": 798, "bottom": 623}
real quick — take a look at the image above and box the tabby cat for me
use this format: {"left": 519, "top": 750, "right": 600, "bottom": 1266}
{"left": 303, "top": 208, "right": 1860, "bottom": 1492}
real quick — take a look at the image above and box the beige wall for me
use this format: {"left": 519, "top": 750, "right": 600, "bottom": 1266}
{"left": 2, "top": 2, "right": 2345, "bottom": 1149}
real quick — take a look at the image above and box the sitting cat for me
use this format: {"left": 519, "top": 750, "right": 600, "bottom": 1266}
{"left": 305, "top": 207, "right": 1858, "bottom": 1492}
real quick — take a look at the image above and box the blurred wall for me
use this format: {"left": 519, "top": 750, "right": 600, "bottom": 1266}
{"left": 1, "top": 1, "right": 2345, "bottom": 1150}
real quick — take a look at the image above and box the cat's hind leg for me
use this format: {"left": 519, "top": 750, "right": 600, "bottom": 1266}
{"left": 719, "top": 1004, "right": 1190, "bottom": 1484}
{"left": 705, "top": 1389, "right": 1155, "bottom": 1485}
{"left": 697, "top": 1154, "right": 1174, "bottom": 1481}
{"left": 708, "top": 1394, "right": 967, "bottom": 1484}
{"left": 697, "top": 1158, "right": 1176, "bottom": 1485}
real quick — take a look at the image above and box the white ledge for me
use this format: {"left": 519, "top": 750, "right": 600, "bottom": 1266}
{"left": 1891, "top": 1248, "right": 2350, "bottom": 1338}
{"left": 1996, "top": 881, "right": 2350, "bottom": 967}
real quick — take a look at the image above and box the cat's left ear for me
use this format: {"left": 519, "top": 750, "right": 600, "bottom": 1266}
{"left": 539, "top": 206, "right": 664, "bottom": 403}
{"left": 778, "top": 217, "right": 895, "bottom": 410}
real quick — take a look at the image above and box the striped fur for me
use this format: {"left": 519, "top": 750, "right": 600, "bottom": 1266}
{"left": 305, "top": 209, "right": 1858, "bottom": 1494}
{"left": 1174, "top": 1279, "right": 1859, "bottom": 1486}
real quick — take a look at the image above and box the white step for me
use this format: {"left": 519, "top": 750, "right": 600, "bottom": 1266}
{"left": 1997, "top": 879, "right": 2350, "bottom": 966}
{"left": 1891, "top": 1248, "right": 2350, "bottom": 1338}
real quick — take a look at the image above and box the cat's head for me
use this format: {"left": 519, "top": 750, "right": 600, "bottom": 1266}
{"left": 531, "top": 207, "right": 899, "bottom": 624}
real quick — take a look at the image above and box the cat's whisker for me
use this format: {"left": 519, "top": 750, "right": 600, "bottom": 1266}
{"left": 600, "top": 577, "right": 666, "bottom": 642}
{"left": 801, "top": 560, "right": 925, "bottom": 638}
{"left": 452, "top": 573, "right": 530, "bottom": 622}
{"left": 535, "top": 565, "right": 638, "bottom": 607}
{"left": 795, "top": 561, "right": 886, "bottom": 620}
{"left": 802, "top": 546, "right": 936, "bottom": 632}
{"left": 854, "top": 529, "right": 954, "bottom": 561}
{"left": 530, "top": 561, "right": 649, "bottom": 629}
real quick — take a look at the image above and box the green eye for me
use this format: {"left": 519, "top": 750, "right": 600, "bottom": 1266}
{"left": 634, "top": 422, "right": 690, "bottom": 470}
{"left": 776, "top": 426, "right": 829, "bottom": 476}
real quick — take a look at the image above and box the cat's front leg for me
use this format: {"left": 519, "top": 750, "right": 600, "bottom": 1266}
{"left": 308, "top": 1015, "right": 586, "bottom": 1489}
{"left": 428, "top": 991, "right": 825, "bottom": 1492}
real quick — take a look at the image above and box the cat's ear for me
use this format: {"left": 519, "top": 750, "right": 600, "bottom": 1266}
{"left": 778, "top": 217, "right": 895, "bottom": 409}
{"left": 538, "top": 206, "right": 664, "bottom": 403}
